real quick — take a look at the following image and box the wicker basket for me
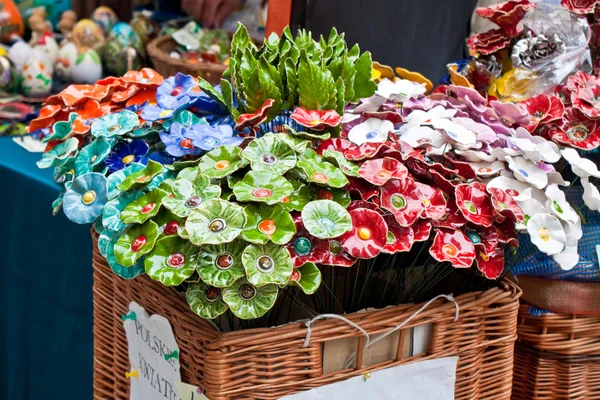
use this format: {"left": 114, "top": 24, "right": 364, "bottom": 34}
{"left": 512, "top": 303, "right": 600, "bottom": 399}
{"left": 147, "top": 35, "right": 228, "bottom": 85}
{"left": 92, "top": 233, "right": 521, "bottom": 399}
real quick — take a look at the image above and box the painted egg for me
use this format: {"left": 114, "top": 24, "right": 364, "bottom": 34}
{"left": 107, "top": 22, "right": 145, "bottom": 57}
{"left": 91, "top": 6, "right": 119, "bottom": 35}
{"left": 0, "top": 56, "right": 16, "bottom": 90}
{"left": 21, "top": 58, "right": 52, "bottom": 97}
{"left": 55, "top": 41, "right": 78, "bottom": 82}
{"left": 71, "top": 48, "right": 102, "bottom": 84}
{"left": 72, "top": 19, "right": 105, "bottom": 52}
{"left": 130, "top": 14, "right": 159, "bottom": 46}
{"left": 8, "top": 41, "right": 33, "bottom": 72}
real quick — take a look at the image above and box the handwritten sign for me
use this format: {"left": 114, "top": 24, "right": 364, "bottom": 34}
{"left": 123, "top": 302, "right": 181, "bottom": 400}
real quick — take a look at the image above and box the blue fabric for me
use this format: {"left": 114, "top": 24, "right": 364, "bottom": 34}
{"left": 0, "top": 137, "right": 92, "bottom": 400}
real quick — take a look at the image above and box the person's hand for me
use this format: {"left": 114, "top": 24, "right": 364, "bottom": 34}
{"left": 182, "top": 0, "right": 243, "bottom": 29}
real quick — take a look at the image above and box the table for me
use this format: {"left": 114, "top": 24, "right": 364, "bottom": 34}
{"left": 0, "top": 136, "right": 93, "bottom": 400}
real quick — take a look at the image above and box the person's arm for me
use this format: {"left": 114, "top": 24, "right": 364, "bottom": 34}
{"left": 182, "top": 0, "right": 244, "bottom": 28}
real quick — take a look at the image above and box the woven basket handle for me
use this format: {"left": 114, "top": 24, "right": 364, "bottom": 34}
{"left": 266, "top": 0, "right": 293, "bottom": 36}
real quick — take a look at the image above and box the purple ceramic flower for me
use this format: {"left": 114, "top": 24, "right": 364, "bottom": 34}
{"left": 184, "top": 124, "right": 243, "bottom": 151}
{"left": 141, "top": 93, "right": 192, "bottom": 122}
{"left": 490, "top": 100, "right": 530, "bottom": 127}
{"left": 160, "top": 122, "right": 202, "bottom": 157}
{"left": 104, "top": 139, "right": 149, "bottom": 172}
{"left": 157, "top": 73, "right": 195, "bottom": 100}
{"left": 453, "top": 117, "right": 498, "bottom": 144}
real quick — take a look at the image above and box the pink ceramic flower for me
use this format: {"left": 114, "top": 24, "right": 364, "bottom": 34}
{"left": 290, "top": 107, "right": 341, "bottom": 131}
{"left": 358, "top": 157, "right": 408, "bottom": 185}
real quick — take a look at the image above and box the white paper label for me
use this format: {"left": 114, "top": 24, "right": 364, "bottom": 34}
{"left": 13, "top": 136, "right": 46, "bottom": 152}
{"left": 175, "top": 382, "right": 210, "bottom": 400}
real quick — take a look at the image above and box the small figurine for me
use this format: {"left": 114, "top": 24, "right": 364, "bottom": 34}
{"left": 29, "top": 13, "right": 58, "bottom": 67}
{"left": 58, "top": 10, "right": 77, "bottom": 46}
{"left": 72, "top": 19, "right": 105, "bottom": 53}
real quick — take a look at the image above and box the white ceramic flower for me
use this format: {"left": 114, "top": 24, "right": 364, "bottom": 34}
{"left": 341, "top": 112, "right": 361, "bottom": 123}
{"left": 545, "top": 184, "right": 579, "bottom": 224}
{"left": 552, "top": 220, "right": 582, "bottom": 271}
{"left": 515, "top": 195, "right": 546, "bottom": 231}
{"left": 506, "top": 156, "right": 548, "bottom": 190}
{"left": 354, "top": 96, "right": 386, "bottom": 113}
{"left": 432, "top": 118, "right": 477, "bottom": 146}
{"left": 490, "top": 147, "right": 523, "bottom": 161}
{"left": 455, "top": 149, "right": 496, "bottom": 162}
{"left": 471, "top": 161, "right": 505, "bottom": 178}
{"left": 397, "top": 126, "right": 445, "bottom": 148}
{"left": 526, "top": 213, "right": 567, "bottom": 256}
{"left": 347, "top": 118, "right": 393, "bottom": 146}
{"left": 376, "top": 78, "right": 426, "bottom": 103}
{"left": 487, "top": 176, "right": 545, "bottom": 202}
{"left": 425, "top": 143, "right": 453, "bottom": 157}
{"left": 582, "top": 177, "right": 600, "bottom": 211}
{"left": 512, "top": 127, "right": 561, "bottom": 163}
{"left": 453, "top": 117, "right": 498, "bottom": 144}
{"left": 561, "top": 148, "right": 600, "bottom": 178}
{"left": 400, "top": 107, "right": 456, "bottom": 131}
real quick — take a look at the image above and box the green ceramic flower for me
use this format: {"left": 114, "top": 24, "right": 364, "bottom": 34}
{"left": 114, "top": 220, "right": 159, "bottom": 267}
{"left": 301, "top": 200, "right": 352, "bottom": 239}
{"left": 106, "top": 163, "right": 145, "bottom": 199}
{"left": 106, "top": 233, "right": 145, "bottom": 279}
{"left": 151, "top": 209, "right": 187, "bottom": 238}
{"left": 222, "top": 279, "right": 279, "bottom": 320}
{"left": 242, "top": 242, "right": 293, "bottom": 286}
{"left": 185, "top": 199, "right": 246, "bottom": 245}
{"left": 297, "top": 149, "right": 349, "bottom": 188}
{"left": 162, "top": 176, "right": 221, "bottom": 217}
{"left": 146, "top": 169, "right": 177, "bottom": 191}
{"left": 103, "top": 190, "right": 144, "bottom": 231}
{"left": 163, "top": 110, "right": 208, "bottom": 130}
{"left": 74, "top": 139, "right": 113, "bottom": 176}
{"left": 196, "top": 239, "right": 246, "bottom": 287}
{"left": 168, "top": 158, "right": 201, "bottom": 171}
{"left": 37, "top": 137, "right": 79, "bottom": 169}
{"left": 232, "top": 171, "right": 293, "bottom": 205}
{"left": 241, "top": 134, "right": 297, "bottom": 175}
{"left": 117, "top": 160, "right": 164, "bottom": 191}
{"left": 120, "top": 188, "right": 168, "bottom": 224}
{"left": 308, "top": 185, "right": 351, "bottom": 208}
{"left": 42, "top": 113, "right": 77, "bottom": 142}
{"left": 280, "top": 181, "right": 310, "bottom": 212}
{"left": 158, "top": 178, "right": 176, "bottom": 193}
{"left": 186, "top": 282, "right": 229, "bottom": 319}
{"left": 321, "top": 150, "right": 360, "bottom": 177}
{"left": 274, "top": 132, "right": 310, "bottom": 154}
{"left": 242, "top": 204, "right": 296, "bottom": 245}
{"left": 197, "top": 145, "right": 247, "bottom": 178}
{"left": 144, "top": 236, "right": 199, "bottom": 286}
{"left": 176, "top": 166, "right": 201, "bottom": 182}
{"left": 285, "top": 124, "right": 330, "bottom": 140}
{"left": 290, "top": 262, "right": 322, "bottom": 294}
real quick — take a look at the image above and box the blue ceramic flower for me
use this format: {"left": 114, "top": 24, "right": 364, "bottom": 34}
{"left": 125, "top": 101, "right": 149, "bottom": 113}
{"left": 63, "top": 172, "right": 108, "bottom": 224}
{"left": 184, "top": 124, "right": 243, "bottom": 152}
{"left": 104, "top": 139, "right": 149, "bottom": 172}
{"left": 141, "top": 92, "right": 192, "bottom": 122}
{"left": 91, "top": 110, "right": 139, "bottom": 138}
{"left": 159, "top": 122, "right": 202, "bottom": 157}
{"left": 74, "top": 139, "right": 114, "bottom": 176}
{"left": 106, "top": 162, "right": 145, "bottom": 199}
{"left": 157, "top": 73, "right": 195, "bottom": 100}
{"left": 258, "top": 113, "right": 303, "bottom": 136}
{"left": 142, "top": 150, "right": 177, "bottom": 166}
{"left": 37, "top": 137, "right": 79, "bottom": 169}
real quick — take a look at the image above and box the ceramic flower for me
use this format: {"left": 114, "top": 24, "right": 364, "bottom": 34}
{"left": 467, "top": 29, "right": 511, "bottom": 56}
{"left": 186, "top": 282, "right": 229, "bottom": 319}
{"left": 567, "top": 71, "right": 600, "bottom": 92}
{"left": 343, "top": 142, "right": 389, "bottom": 161}
{"left": 509, "top": 128, "right": 561, "bottom": 164}
{"left": 552, "top": 221, "right": 582, "bottom": 271}
{"left": 120, "top": 188, "right": 168, "bottom": 224}
{"left": 561, "top": 148, "right": 600, "bottom": 178}
{"left": 185, "top": 199, "right": 245, "bottom": 245}
{"left": 144, "top": 236, "right": 199, "bottom": 286}
{"left": 162, "top": 176, "right": 221, "bottom": 217}
{"left": 241, "top": 134, "right": 296, "bottom": 175}
{"left": 308, "top": 185, "right": 351, "bottom": 208}
{"left": 285, "top": 213, "right": 328, "bottom": 267}
{"left": 57, "top": 84, "right": 110, "bottom": 107}
{"left": 545, "top": 185, "right": 579, "bottom": 224}
{"left": 233, "top": 171, "right": 294, "bottom": 205}
{"left": 159, "top": 122, "right": 202, "bottom": 157}
{"left": 301, "top": 200, "right": 353, "bottom": 239}
{"left": 117, "top": 160, "right": 164, "bottom": 191}
{"left": 185, "top": 124, "right": 243, "bottom": 152}
{"left": 506, "top": 156, "right": 548, "bottom": 190}
{"left": 106, "top": 163, "right": 145, "bottom": 199}
{"left": 162, "top": 110, "right": 208, "bottom": 130}
{"left": 470, "top": 161, "right": 505, "bottom": 178}
{"left": 297, "top": 149, "right": 349, "bottom": 188}
{"left": 141, "top": 92, "right": 192, "bottom": 122}
{"left": 74, "top": 139, "right": 113, "bottom": 176}
{"left": 222, "top": 279, "right": 278, "bottom": 320}
{"left": 476, "top": 0, "right": 535, "bottom": 37}
{"left": 582, "top": 177, "right": 600, "bottom": 211}
{"left": 550, "top": 108, "right": 600, "bottom": 150}
{"left": 490, "top": 100, "right": 530, "bottom": 126}
{"left": 357, "top": 157, "right": 408, "bottom": 186}
{"left": 157, "top": 72, "right": 195, "bottom": 100}
{"left": 415, "top": 182, "right": 447, "bottom": 220}
{"left": 347, "top": 118, "right": 393, "bottom": 146}
{"left": 488, "top": 188, "right": 524, "bottom": 223}
{"left": 429, "top": 228, "right": 476, "bottom": 268}
{"left": 281, "top": 182, "right": 311, "bottom": 212}
{"left": 289, "top": 262, "right": 322, "bottom": 294}
{"left": 321, "top": 239, "right": 357, "bottom": 267}
{"left": 242, "top": 204, "right": 296, "bottom": 245}
{"left": 242, "top": 242, "right": 293, "bottom": 286}
{"left": 475, "top": 246, "right": 504, "bottom": 280}
{"left": 114, "top": 220, "right": 159, "bottom": 266}
{"left": 375, "top": 78, "right": 427, "bottom": 103}
{"left": 339, "top": 208, "right": 387, "bottom": 258}
{"left": 397, "top": 125, "right": 445, "bottom": 148}
{"left": 526, "top": 213, "right": 567, "bottom": 256}
{"left": 432, "top": 201, "right": 468, "bottom": 229}
{"left": 379, "top": 178, "right": 424, "bottom": 227}
{"left": 63, "top": 172, "right": 108, "bottom": 224}
{"left": 455, "top": 183, "right": 494, "bottom": 227}
{"left": 103, "top": 139, "right": 149, "bottom": 172}
{"left": 196, "top": 240, "right": 246, "bottom": 288}
{"left": 197, "top": 145, "right": 247, "bottom": 178}
{"left": 105, "top": 233, "right": 145, "bottom": 279}
{"left": 37, "top": 137, "right": 79, "bottom": 169}
{"left": 152, "top": 209, "right": 186, "bottom": 238}
{"left": 103, "top": 190, "right": 143, "bottom": 231}
{"left": 235, "top": 99, "right": 274, "bottom": 130}
{"left": 123, "top": 68, "right": 164, "bottom": 86}
{"left": 561, "top": 0, "right": 598, "bottom": 14}
{"left": 91, "top": 110, "right": 139, "bottom": 138}
{"left": 290, "top": 107, "right": 341, "bottom": 131}
{"left": 572, "top": 84, "right": 600, "bottom": 118}
{"left": 381, "top": 215, "right": 414, "bottom": 254}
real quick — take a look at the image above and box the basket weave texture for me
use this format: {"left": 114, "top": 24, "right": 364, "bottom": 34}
{"left": 512, "top": 304, "right": 600, "bottom": 399}
{"left": 147, "top": 35, "right": 227, "bottom": 85}
{"left": 92, "top": 233, "right": 521, "bottom": 399}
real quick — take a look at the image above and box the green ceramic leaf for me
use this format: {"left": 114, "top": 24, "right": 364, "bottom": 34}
{"left": 162, "top": 177, "right": 221, "bottom": 217}
{"left": 241, "top": 134, "right": 296, "bottom": 175}
{"left": 74, "top": 139, "right": 113, "bottom": 176}
{"left": 242, "top": 242, "right": 293, "bottom": 286}
{"left": 163, "top": 110, "right": 208, "bottom": 130}
{"left": 284, "top": 124, "right": 330, "bottom": 140}
{"left": 196, "top": 239, "right": 246, "bottom": 287}
{"left": 298, "top": 50, "right": 337, "bottom": 110}
{"left": 222, "top": 279, "right": 278, "bottom": 320}
{"left": 37, "top": 138, "right": 79, "bottom": 169}
{"left": 197, "top": 77, "right": 227, "bottom": 110}
{"left": 42, "top": 113, "right": 77, "bottom": 143}
{"left": 274, "top": 132, "right": 310, "bottom": 154}
{"left": 185, "top": 199, "right": 246, "bottom": 245}
{"left": 106, "top": 163, "right": 145, "bottom": 199}
{"left": 103, "top": 190, "right": 144, "bottom": 231}
{"left": 301, "top": 200, "right": 352, "bottom": 239}
{"left": 280, "top": 181, "right": 310, "bottom": 212}
{"left": 106, "top": 234, "right": 145, "bottom": 279}
{"left": 220, "top": 79, "right": 240, "bottom": 120}
{"left": 242, "top": 66, "right": 282, "bottom": 120}
{"left": 144, "top": 236, "right": 199, "bottom": 286}
{"left": 197, "top": 145, "right": 247, "bottom": 178}
{"left": 353, "top": 51, "right": 377, "bottom": 100}
{"left": 151, "top": 209, "right": 186, "bottom": 238}
{"left": 321, "top": 150, "right": 360, "bottom": 177}
{"left": 242, "top": 204, "right": 296, "bottom": 245}
{"left": 297, "top": 149, "right": 349, "bottom": 188}
{"left": 114, "top": 220, "right": 159, "bottom": 267}
{"left": 117, "top": 160, "right": 164, "bottom": 191}
{"left": 120, "top": 188, "right": 167, "bottom": 224}
{"left": 186, "top": 282, "right": 229, "bottom": 319}
{"left": 290, "top": 262, "right": 321, "bottom": 294}
{"left": 308, "top": 185, "right": 351, "bottom": 208}
{"left": 232, "top": 171, "right": 293, "bottom": 205}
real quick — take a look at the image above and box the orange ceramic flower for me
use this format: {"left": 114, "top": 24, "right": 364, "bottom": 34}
{"left": 126, "top": 88, "right": 158, "bottom": 108}
{"left": 59, "top": 84, "right": 110, "bottom": 107}
{"left": 72, "top": 100, "right": 107, "bottom": 135}
{"left": 28, "top": 104, "right": 62, "bottom": 132}
{"left": 395, "top": 67, "right": 433, "bottom": 92}
{"left": 112, "top": 84, "right": 141, "bottom": 103}
{"left": 123, "top": 68, "right": 164, "bottom": 87}
{"left": 95, "top": 76, "right": 126, "bottom": 89}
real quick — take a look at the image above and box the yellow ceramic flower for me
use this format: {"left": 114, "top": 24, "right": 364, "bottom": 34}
{"left": 371, "top": 61, "right": 395, "bottom": 83}
{"left": 448, "top": 64, "right": 474, "bottom": 89}
{"left": 488, "top": 68, "right": 535, "bottom": 102}
{"left": 395, "top": 67, "right": 433, "bottom": 92}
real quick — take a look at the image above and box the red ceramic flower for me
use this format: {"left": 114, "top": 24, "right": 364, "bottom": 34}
{"left": 122, "top": 68, "right": 164, "bottom": 86}
{"left": 317, "top": 138, "right": 356, "bottom": 155}
{"left": 496, "top": 219, "right": 519, "bottom": 247}
{"left": 476, "top": 246, "right": 504, "bottom": 279}
{"left": 235, "top": 99, "right": 274, "bottom": 130}
{"left": 380, "top": 177, "right": 423, "bottom": 227}
{"left": 344, "top": 142, "right": 388, "bottom": 161}
{"left": 550, "top": 107, "right": 600, "bottom": 150}
{"left": 431, "top": 201, "right": 468, "bottom": 229}
{"left": 554, "top": 84, "right": 572, "bottom": 106}
{"left": 467, "top": 226, "right": 499, "bottom": 256}
{"left": 380, "top": 140, "right": 420, "bottom": 161}
{"left": 572, "top": 84, "right": 600, "bottom": 119}
{"left": 523, "top": 94, "right": 564, "bottom": 131}
{"left": 430, "top": 170, "right": 461, "bottom": 196}
{"left": 290, "top": 107, "right": 341, "bottom": 131}
{"left": 340, "top": 208, "right": 387, "bottom": 258}
{"left": 443, "top": 155, "right": 477, "bottom": 180}
{"left": 467, "top": 29, "right": 511, "bottom": 56}
{"left": 455, "top": 183, "right": 494, "bottom": 227}
{"left": 345, "top": 177, "right": 380, "bottom": 200}
{"left": 476, "top": 0, "right": 535, "bottom": 37}
{"left": 415, "top": 182, "right": 447, "bottom": 220}
{"left": 321, "top": 239, "right": 357, "bottom": 267}
{"left": 347, "top": 200, "right": 384, "bottom": 213}
{"left": 358, "top": 157, "right": 408, "bottom": 185}
{"left": 58, "top": 84, "right": 110, "bottom": 107}
{"left": 412, "top": 220, "right": 432, "bottom": 242}
{"left": 566, "top": 71, "right": 600, "bottom": 92}
{"left": 488, "top": 187, "right": 524, "bottom": 223}
{"left": 285, "top": 213, "right": 328, "bottom": 267}
{"left": 429, "top": 228, "right": 476, "bottom": 268}
{"left": 404, "top": 157, "right": 458, "bottom": 181}
{"left": 28, "top": 104, "right": 62, "bottom": 132}
{"left": 382, "top": 215, "right": 414, "bottom": 254}
{"left": 561, "top": 0, "right": 598, "bottom": 14}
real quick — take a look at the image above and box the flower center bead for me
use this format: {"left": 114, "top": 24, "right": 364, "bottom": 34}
{"left": 537, "top": 227, "right": 551, "bottom": 242}
{"left": 167, "top": 253, "right": 185, "bottom": 268}
{"left": 417, "top": 138, "right": 431, "bottom": 144}
{"left": 137, "top": 175, "right": 149, "bottom": 182}
{"left": 422, "top": 198, "right": 431, "bottom": 207}
{"left": 141, "top": 202, "right": 155, "bottom": 214}
{"left": 497, "top": 202, "right": 507, "bottom": 210}
{"left": 291, "top": 269, "right": 301, "bottom": 281}
{"left": 252, "top": 188, "right": 272, "bottom": 198}
{"left": 319, "top": 217, "right": 336, "bottom": 231}
{"left": 319, "top": 190, "right": 333, "bottom": 200}
{"left": 159, "top": 109, "right": 173, "bottom": 118}
{"left": 261, "top": 153, "right": 278, "bottom": 165}
{"left": 390, "top": 194, "right": 406, "bottom": 210}
{"left": 238, "top": 284, "right": 257, "bottom": 301}
{"left": 258, "top": 219, "right": 276, "bottom": 235}
{"left": 121, "top": 154, "right": 135, "bottom": 164}
{"left": 164, "top": 220, "right": 179, "bottom": 235}
{"left": 170, "top": 86, "right": 183, "bottom": 96}
{"left": 329, "top": 240, "right": 343, "bottom": 254}
{"left": 312, "top": 172, "right": 329, "bottom": 183}
{"left": 365, "top": 131, "right": 378, "bottom": 140}
{"left": 568, "top": 125, "right": 588, "bottom": 141}
{"left": 294, "top": 237, "right": 311, "bottom": 255}
{"left": 131, "top": 235, "right": 147, "bottom": 252}
{"left": 256, "top": 255, "right": 275, "bottom": 273}
{"left": 358, "top": 227, "right": 371, "bottom": 240}
{"left": 310, "top": 119, "right": 321, "bottom": 125}
{"left": 282, "top": 196, "right": 290, "bottom": 203}
{"left": 203, "top": 137, "right": 220, "bottom": 147}
{"left": 386, "top": 231, "right": 396, "bottom": 244}
{"left": 215, "top": 160, "right": 230, "bottom": 170}
{"left": 553, "top": 200, "right": 563, "bottom": 213}
{"left": 467, "top": 231, "right": 481, "bottom": 244}
{"left": 81, "top": 190, "right": 97, "bottom": 205}
{"left": 179, "top": 138, "right": 194, "bottom": 149}
{"left": 204, "top": 286, "right": 221, "bottom": 303}
{"left": 376, "top": 170, "right": 391, "bottom": 180}
{"left": 208, "top": 218, "right": 227, "bottom": 232}
{"left": 108, "top": 124, "right": 122, "bottom": 132}
{"left": 185, "top": 195, "right": 202, "bottom": 208}
{"left": 479, "top": 251, "right": 489, "bottom": 261}
{"left": 442, "top": 244, "right": 458, "bottom": 257}
{"left": 463, "top": 200, "right": 477, "bottom": 214}
{"left": 216, "top": 254, "right": 234, "bottom": 270}
{"left": 90, "top": 155, "right": 98, "bottom": 163}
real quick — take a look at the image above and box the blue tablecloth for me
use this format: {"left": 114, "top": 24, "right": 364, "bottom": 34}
{"left": 0, "top": 137, "right": 92, "bottom": 400}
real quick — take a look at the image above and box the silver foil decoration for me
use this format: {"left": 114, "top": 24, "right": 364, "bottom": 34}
{"left": 511, "top": 32, "right": 566, "bottom": 69}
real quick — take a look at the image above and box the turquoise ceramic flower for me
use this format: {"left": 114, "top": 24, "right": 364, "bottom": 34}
{"left": 91, "top": 110, "right": 139, "bottom": 138}
{"left": 163, "top": 110, "right": 208, "bottom": 130}
{"left": 103, "top": 190, "right": 144, "bottom": 231}
{"left": 63, "top": 172, "right": 108, "bottom": 224}
{"left": 74, "top": 139, "right": 113, "bottom": 176}
{"left": 98, "top": 228, "right": 119, "bottom": 257}
{"left": 105, "top": 233, "right": 145, "bottom": 279}
{"left": 106, "top": 163, "right": 145, "bottom": 199}
{"left": 37, "top": 137, "right": 79, "bottom": 169}
{"left": 117, "top": 160, "right": 164, "bottom": 191}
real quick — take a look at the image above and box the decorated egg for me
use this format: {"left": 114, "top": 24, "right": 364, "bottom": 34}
{"left": 8, "top": 41, "right": 31, "bottom": 71}
{"left": 107, "top": 22, "right": 145, "bottom": 57}
{"left": 55, "top": 41, "right": 78, "bottom": 82}
{"left": 130, "top": 14, "right": 159, "bottom": 46}
{"left": 0, "top": 55, "right": 17, "bottom": 90}
{"left": 71, "top": 48, "right": 102, "bottom": 84}
{"left": 91, "top": 6, "right": 118, "bottom": 35}
{"left": 21, "top": 58, "right": 52, "bottom": 97}
{"left": 72, "top": 19, "right": 105, "bottom": 52}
